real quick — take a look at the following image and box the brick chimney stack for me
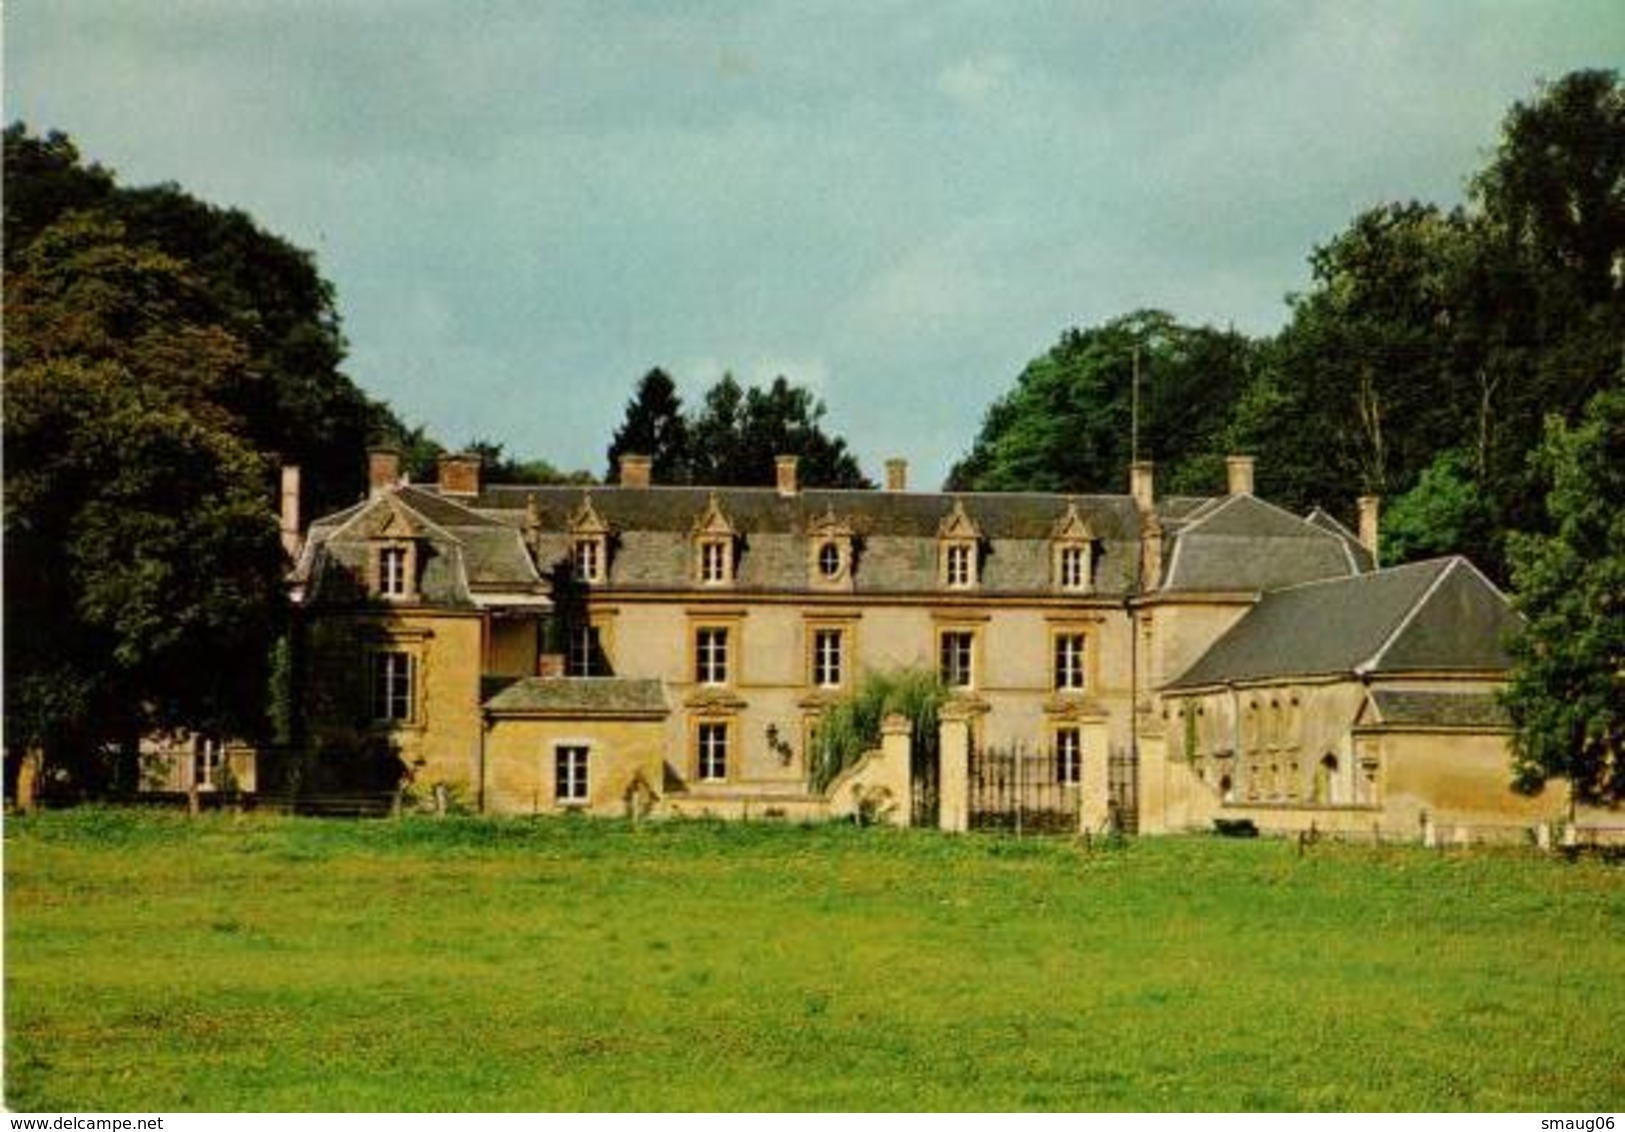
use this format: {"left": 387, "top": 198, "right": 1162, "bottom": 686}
{"left": 775, "top": 454, "right": 799, "bottom": 497}
{"left": 280, "top": 464, "right": 302, "bottom": 560}
{"left": 437, "top": 451, "right": 482, "bottom": 496}
{"left": 1226, "top": 455, "right": 1255, "bottom": 496}
{"left": 1130, "top": 460, "right": 1155, "bottom": 512}
{"left": 368, "top": 447, "right": 401, "bottom": 499}
{"left": 885, "top": 458, "right": 908, "bottom": 492}
{"left": 619, "top": 454, "right": 652, "bottom": 489}
{"left": 1358, "top": 495, "right": 1381, "bottom": 565}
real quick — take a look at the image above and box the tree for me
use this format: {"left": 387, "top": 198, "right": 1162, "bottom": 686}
{"left": 687, "top": 373, "right": 869, "bottom": 488}
{"left": 4, "top": 122, "right": 408, "bottom": 516}
{"left": 807, "top": 667, "right": 949, "bottom": 793}
{"left": 467, "top": 439, "right": 594, "bottom": 485}
{"left": 5, "top": 213, "right": 285, "bottom": 789}
{"left": 948, "top": 311, "right": 1255, "bottom": 494}
{"left": 1502, "top": 385, "right": 1625, "bottom": 806}
{"left": 605, "top": 368, "right": 691, "bottom": 483}
{"left": 1381, "top": 449, "right": 1495, "bottom": 566}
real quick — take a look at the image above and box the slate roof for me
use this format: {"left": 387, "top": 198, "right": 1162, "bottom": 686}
{"left": 483, "top": 677, "right": 669, "bottom": 716}
{"left": 1158, "top": 494, "right": 1366, "bottom": 592}
{"left": 479, "top": 484, "right": 1154, "bottom": 595}
{"left": 295, "top": 486, "right": 545, "bottom": 608}
{"left": 1165, "top": 557, "right": 1521, "bottom": 689}
{"left": 1366, "top": 690, "right": 1512, "bottom": 730}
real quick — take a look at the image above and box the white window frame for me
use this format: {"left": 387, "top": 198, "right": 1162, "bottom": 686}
{"left": 1054, "top": 633, "right": 1087, "bottom": 692}
{"left": 555, "top": 744, "right": 589, "bottom": 804}
{"left": 696, "top": 627, "right": 730, "bottom": 686}
{"left": 573, "top": 538, "right": 603, "bottom": 584}
{"left": 193, "top": 737, "right": 223, "bottom": 791}
{"left": 699, "top": 540, "right": 731, "bottom": 585}
{"left": 697, "top": 721, "right": 729, "bottom": 782}
{"left": 944, "top": 543, "right": 974, "bottom": 588}
{"left": 371, "top": 651, "right": 414, "bottom": 723}
{"left": 1058, "top": 544, "right": 1087, "bottom": 590}
{"left": 939, "top": 629, "right": 975, "bottom": 689}
{"left": 1056, "top": 727, "right": 1081, "bottom": 785}
{"left": 380, "top": 545, "right": 408, "bottom": 598}
{"left": 566, "top": 623, "right": 603, "bottom": 678}
{"left": 812, "top": 627, "right": 843, "bottom": 689}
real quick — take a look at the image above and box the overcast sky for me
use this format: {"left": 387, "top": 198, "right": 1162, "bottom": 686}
{"left": 7, "top": 3, "right": 1622, "bottom": 487}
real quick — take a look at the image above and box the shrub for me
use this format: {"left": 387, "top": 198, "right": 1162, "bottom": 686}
{"left": 807, "top": 666, "right": 949, "bottom": 793}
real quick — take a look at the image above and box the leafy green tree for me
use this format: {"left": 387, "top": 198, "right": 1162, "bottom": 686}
{"left": 1503, "top": 385, "right": 1625, "bottom": 806}
{"left": 4, "top": 121, "right": 406, "bottom": 516}
{"left": 605, "top": 368, "right": 691, "bottom": 483}
{"left": 949, "top": 311, "right": 1255, "bottom": 494}
{"left": 689, "top": 373, "right": 869, "bottom": 488}
{"left": 807, "top": 667, "right": 949, "bottom": 793}
{"left": 5, "top": 214, "right": 284, "bottom": 789}
{"left": 467, "top": 439, "right": 594, "bottom": 485}
{"left": 1381, "top": 449, "right": 1495, "bottom": 566}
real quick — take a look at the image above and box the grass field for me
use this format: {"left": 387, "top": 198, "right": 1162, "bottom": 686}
{"left": 5, "top": 809, "right": 1623, "bottom": 1112}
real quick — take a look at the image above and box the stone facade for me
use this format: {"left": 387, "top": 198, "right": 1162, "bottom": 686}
{"left": 277, "top": 448, "right": 1598, "bottom": 837}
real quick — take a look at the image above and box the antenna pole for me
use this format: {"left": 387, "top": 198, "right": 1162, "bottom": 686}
{"left": 1131, "top": 345, "right": 1141, "bottom": 463}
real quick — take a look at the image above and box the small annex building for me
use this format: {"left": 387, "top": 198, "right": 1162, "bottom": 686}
{"left": 1148, "top": 557, "right": 1548, "bottom": 837}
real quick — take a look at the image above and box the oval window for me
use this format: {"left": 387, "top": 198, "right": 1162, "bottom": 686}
{"left": 818, "top": 541, "right": 842, "bottom": 578}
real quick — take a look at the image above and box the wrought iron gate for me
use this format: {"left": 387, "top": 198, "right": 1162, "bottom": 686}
{"left": 910, "top": 741, "right": 940, "bottom": 827}
{"left": 968, "top": 743, "right": 1080, "bottom": 835}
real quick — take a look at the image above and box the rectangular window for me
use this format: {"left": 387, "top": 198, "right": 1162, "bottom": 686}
{"left": 1054, "top": 633, "right": 1087, "bottom": 692}
{"left": 945, "top": 543, "right": 972, "bottom": 587}
{"left": 812, "top": 628, "right": 843, "bottom": 688}
{"left": 1056, "top": 727, "right": 1081, "bottom": 785}
{"left": 371, "top": 651, "right": 413, "bottom": 722}
{"left": 380, "top": 546, "right": 407, "bottom": 597}
{"left": 696, "top": 627, "right": 730, "bottom": 685}
{"left": 697, "top": 721, "right": 728, "bottom": 781}
{"left": 701, "top": 540, "right": 729, "bottom": 584}
{"left": 939, "top": 630, "right": 974, "bottom": 688}
{"left": 555, "top": 745, "right": 589, "bottom": 803}
{"left": 566, "top": 624, "right": 604, "bottom": 677}
{"left": 193, "top": 738, "right": 222, "bottom": 791}
{"left": 573, "top": 539, "right": 601, "bottom": 583}
{"left": 1058, "top": 545, "right": 1086, "bottom": 589}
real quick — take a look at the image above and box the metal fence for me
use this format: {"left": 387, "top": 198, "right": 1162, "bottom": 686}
{"left": 968, "top": 744, "right": 1080, "bottom": 835}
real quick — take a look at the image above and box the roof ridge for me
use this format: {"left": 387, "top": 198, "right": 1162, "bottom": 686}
{"left": 1264, "top": 555, "right": 1450, "bottom": 596}
{"left": 1357, "top": 559, "right": 1461, "bottom": 674}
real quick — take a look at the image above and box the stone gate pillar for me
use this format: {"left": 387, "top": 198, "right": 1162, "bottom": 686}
{"left": 1078, "top": 721, "right": 1112, "bottom": 834}
{"left": 878, "top": 713, "right": 913, "bottom": 827}
{"left": 938, "top": 701, "right": 973, "bottom": 833}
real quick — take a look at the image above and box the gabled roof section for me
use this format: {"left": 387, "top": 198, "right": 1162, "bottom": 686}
{"left": 691, "top": 492, "right": 736, "bottom": 537}
{"left": 1159, "top": 493, "right": 1365, "bottom": 593}
{"left": 568, "top": 492, "right": 611, "bottom": 536}
{"left": 1050, "top": 501, "right": 1093, "bottom": 542}
{"left": 937, "top": 498, "right": 982, "bottom": 540}
{"left": 296, "top": 484, "right": 545, "bottom": 608}
{"left": 1305, "top": 507, "right": 1376, "bottom": 572}
{"left": 1166, "top": 557, "right": 1518, "bottom": 689}
{"left": 806, "top": 505, "right": 853, "bottom": 538}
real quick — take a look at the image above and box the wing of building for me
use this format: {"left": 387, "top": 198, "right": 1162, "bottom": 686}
{"left": 271, "top": 447, "right": 1588, "bottom": 839}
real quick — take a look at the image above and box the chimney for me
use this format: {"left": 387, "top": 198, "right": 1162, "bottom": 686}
{"left": 619, "top": 453, "right": 652, "bottom": 489}
{"left": 1358, "top": 495, "right": 1381, "bottom": 565}
{"left": 1225, "top": 455, "right": 1255, "bottom": 496}
{"left": 437, "top": 451, "right": 482, "bottom": 496}
{"left": 280, "top": 464, "right": 302, "bottom": 560}
{"left": 775, "top": 454, "right": 799, "bottom": 497}
{"left": 885, "top": 458, "right": 908, "bottom": 492}
{"left": 368, "top": 447, "right": 401, "bottom": 499}
{"left": 1130, "top": 460, "right": 1155, "bottom": 512}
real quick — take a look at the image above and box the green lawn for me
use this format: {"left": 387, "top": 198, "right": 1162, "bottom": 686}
{"left": 5, "top": 810, "right": 1622, "bottom": 1111}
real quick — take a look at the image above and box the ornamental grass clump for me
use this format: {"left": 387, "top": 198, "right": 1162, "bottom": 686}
{"left": 806, "top": 666, "right": 949, "bottom": 793}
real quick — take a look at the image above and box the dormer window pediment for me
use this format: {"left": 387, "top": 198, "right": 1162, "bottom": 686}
{"left": 937, "top": 499, "right": 982, "bottom": 590}
{"left": 807, "top": 506, "right": 855, "bottom": 589}
{"left": 1051, "top": 502, "right": 1095, "bottom": 592}
{"left": 569, "top": 493, "right": 612, "bottom": 584}
{"left": 693, "top": 493, "right": 738, "bottom": 586}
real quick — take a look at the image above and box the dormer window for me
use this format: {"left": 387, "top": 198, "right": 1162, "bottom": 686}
{"left": 380, "top": 546, "right": 408, "bottom": 597}
{"left": 1050, "top": 502, "right": 1094, "bottom": 593}
{"left": 692, "top": 494, "right": 738, "bottom": 587}
{"left": 818, "top": 542, "right": 841, "bottom": 578}
{"left": 567, "top": 494, "right": 611, "bottom": 585}
{"left": 806, "top": 507, "right": 855, "bottom": 591}
{"left": 573, "top": 537, "right": 604, "bottom": 584}
{"left": 936, "top": 500, "right": 982, "bottom": 591}
{"left": 700, "top": 540, "right": 731, "bottom": 584}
